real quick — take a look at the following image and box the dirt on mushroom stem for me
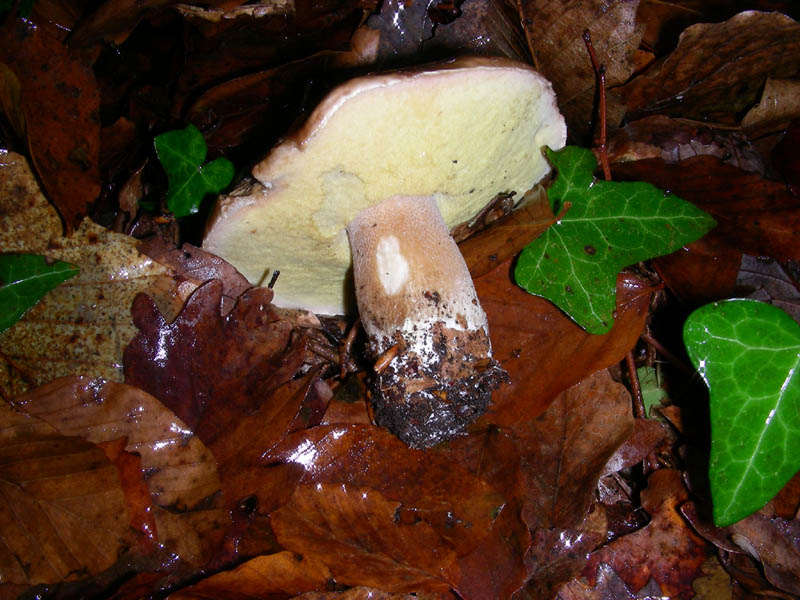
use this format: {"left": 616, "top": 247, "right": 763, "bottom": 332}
{"left": 370, "top": 322, "right": 508, "bottom": 448}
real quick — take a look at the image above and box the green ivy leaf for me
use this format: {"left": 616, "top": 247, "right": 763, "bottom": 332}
{"left": 154, "top": 124, "right": 234, "bottom": 218}
{"left": 0, "top": 254, "right": 79, "bottom": 334}
{"left": 515, "top": 146, "right": 716, "bottom": 334}
{"left": 683, "top": 299, "right": 800, "bottom": 526}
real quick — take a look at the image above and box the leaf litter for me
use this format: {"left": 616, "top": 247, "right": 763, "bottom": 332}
{"left": 1, "top": 1, "right": 800, "bottom": 598}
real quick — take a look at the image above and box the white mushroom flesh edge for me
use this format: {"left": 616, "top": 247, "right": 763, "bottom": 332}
{"left": 347, "top": 195, "right": 507, "bottom": 447}
{"left": 203, "top": 57, "right": 567, "bottom": 447}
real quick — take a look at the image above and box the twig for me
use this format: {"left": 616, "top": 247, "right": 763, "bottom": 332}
{"left": 641, "top": 332, "right": 696, "bottom": 378}
{"left": 583, "top": 30, "right": 611, "bottom": 181}
{"left": 339, "top": 317, "right": 361, "bottom": 379}
{"left": 626, "top": 352, "right": 645, "bottom": 418}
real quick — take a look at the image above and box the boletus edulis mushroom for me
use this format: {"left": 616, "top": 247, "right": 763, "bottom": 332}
{"left": 204, "top": 56, "right": 567, "bottom": 447}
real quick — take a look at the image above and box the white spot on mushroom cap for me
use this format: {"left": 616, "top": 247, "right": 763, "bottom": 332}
{"left": 375, "top": 235, "right": 409, "bottom": 295}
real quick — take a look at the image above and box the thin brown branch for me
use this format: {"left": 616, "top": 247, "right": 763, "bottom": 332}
{"left": 583, "top": 30, "right": 611, "bottom": 181}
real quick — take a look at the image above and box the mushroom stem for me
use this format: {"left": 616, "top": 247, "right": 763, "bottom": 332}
{"left": 347, "top": 195, "right": 507, "bottom": 448}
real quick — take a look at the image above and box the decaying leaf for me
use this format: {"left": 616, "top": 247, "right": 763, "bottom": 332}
{"left": 516, "top": 369, "right": 635, "bottom": 531}
{"left": 583, "top": 469, "right": 709, "bottom": 599}
{"left": 0, "top": 18, "right": 101, "bottom": 230}
{"left": 0, "top": 402, "right": 134, "bottom": 585}
{"left": 741, "top": 78, "right": 800, "bottom": 136}
{"left": 622, "top": 11, "right": 800, "bottom": 121}
{"left": 474, "top": 260, "right": 654, "bottom": 426}
{"left": 123, "top": 279, "right": 305, "bottom": 434}
{"left": 264, "top": 425, "right": 504, "bottom": 558}
{"left": 167, "top": 551, "right": 333, "bottom": 599}
{"left": 272, "top": 483, "right": 456, "bottom": 594}
{"left": 13, "top": 377, "right": 226, "bottom": 566}
{"left": 518, "top": 0, "right": 645, "bottom": 142}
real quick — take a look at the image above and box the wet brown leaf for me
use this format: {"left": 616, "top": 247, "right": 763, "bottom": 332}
{"left": 0, "top": 19, "right": 100, "bottom": 230}
{"left": 584, "top": 469, "right": 710, "bottom": 599}
{"left": 515, "top": 369, "right": 635, "bottom": 531}
{"left": 271, "top": 483, "right": 456, "bottom": 594}
{"left": 518, "top": 0, "right": 645, "bottom": 142}
{"left": 741, "top": 78, "right": 800, "bottom": 137}
{"left": 603, "top": 418, "right": 670, "bottom": 475}
{"left": 557, "top": 561, "right": 665, "bottom": 599}
{"left": 474, "top": 259, "right": 654, "bottom": 427}
{"left": 0, "top": 402, "right": 133, "bottom": 585}
{"left": 0, "top": 189, "right": 184, "bottom": 397}
{"left": 13, "top": 377, "right": 226, "bottom": 566}
{"left": 264, "top": 425, "right": 504, "bottom": 558}
{"left": 167, "top": 551, "right": 332, "bottom": 599}
{"left": 123, "top": 280, "right": 303, "bottom": 434}
{"left": 293, "top": 589, "right": 423, "bottom": 600}
{"left": 622, "top": 11, "right": 800, "bottom": 122}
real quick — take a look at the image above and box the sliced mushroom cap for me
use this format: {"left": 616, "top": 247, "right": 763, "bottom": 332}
{"left": 203, "top": 56, "right": 567, "bottom": 315}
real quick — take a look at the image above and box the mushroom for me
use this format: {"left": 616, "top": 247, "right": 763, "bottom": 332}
{"left": 204, "top": 56, "right": 567, "bottom": 446}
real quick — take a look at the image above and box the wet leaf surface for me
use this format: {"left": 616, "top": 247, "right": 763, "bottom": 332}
{"left": 583, "top": 469, "right": 710, "bottom": 599}
{"left": 684, "top": 299, "right": 800, "bottom": 525}
{"left": 0, "top": 402, "right": 134, "bottom": 585}
{"left": 13, "top": 377, "right": 226, "bottom": 566}
{"left": 0, "top": 254, "right": 79, "bottom": 333}
{"left": 515, "top": 146, "right": 715, "bottom": 333}
{"left": 0, "top": 19, "right": 100, "bottom": 230}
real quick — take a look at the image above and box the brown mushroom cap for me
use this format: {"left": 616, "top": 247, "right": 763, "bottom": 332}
{"left": 203, "top": 56, "right": 567, "bottom": 315}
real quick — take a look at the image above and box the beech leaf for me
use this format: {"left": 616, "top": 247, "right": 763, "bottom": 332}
{"left": 0, "top": 254, "right": 78, "bottom": 334}
{"left": 515, "top": 146, "right": 716, "bottom": 334}
{"left": 683, "top": 299, "right": 800, "bottom": 526}
{"left": 154, "top": 124, "right": 234, "bottom": 217}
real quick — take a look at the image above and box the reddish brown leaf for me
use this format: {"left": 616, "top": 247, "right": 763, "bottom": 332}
{"left": 0, "top": 19, "right": 100, "bottom": 230}
{"left": 474, "top": 260, "right": 654, "bottom": 427}
{"left": 0, "top": 403, "right": 134, "bottom": 585}
{"left": 138, "top": 240, "right": 252, "bottom": 316}
{"left": 603, "top": 418, "right": 670, "bottom": 475}
{"left": 271, "top": 483, "right": 456, "bottom": 594}
{"left": 264, "top": 425, "right": 504, "bottom": 558}
{"left": 518, "top": 0, "right": 645, "bottom": 142}
{"left": 584, "top": 469, "right": 710, "bottom": 599}
{"left": 622, "top": 11, "right": 800, "bottom": 121}
{"left": 13, "top": 377, "right": 226, "bottom": 567}
{"left": 123, "top": 280, "right": 303, "bottom": 434}
{"left": 515, "top": 369, "right": 635, "bottom": 531}
{"left": 519, "top": 506, "right": 608, "bottom": 599}
{"left": 292, "top": 589, "right": 425, "bottom": 600}
{"left": 168, "top": 551, "right": 332, "bottom": 599}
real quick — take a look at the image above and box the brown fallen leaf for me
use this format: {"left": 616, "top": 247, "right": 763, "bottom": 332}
{"left": 293, "top": 589, "right": 424, "bottom": 600}
{"left": 583, "top": 469, "right": 710, "bottom": 599}
{"left": 741, "top": 78, "right": 800, "bottom": 137}
{"left": 516, "top": 369, "right": 635, "bottom": 531}
{"left": 474, "top": 260, "right": 654, "bottom": 427}
{"left": 0, "top": 18, "right": 100, "bottom": 230}
{"left": 271, "top": 483, "right": 456, "bottom": 594}
{"left": 0, "top": 402, "right": 134, "bottom": 585}
{"left": 123, "top": 280, "right": 303, "bottom": 434}
{"left": 518, "top": 0, "right": 645, "bottom": 142}
{"left": 557, "top": 561, "right": 666, "bottom": 599}
{"left": 264, "top": 425, "right": 504, "bottom": 559}
{"left": 167, "top": 551, "right": 333, "bottom": 599}
{"left": 13, "top": 377, "right": 226, "bottom": 567}
{"left": 622, "top": 11, "right": 800, "bottom": 122}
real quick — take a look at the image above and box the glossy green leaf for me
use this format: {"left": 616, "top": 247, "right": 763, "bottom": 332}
{"left": 515, "top": 146, "right": 716, "bottom": 334}
{"left": 0, "top": 254, "right": 79, "bottom": 333}
{"left": 683, "top": 299, "right": 800, "bottom": 526}
{"left": 154, "top": 124, "right": 234, "bottom": 218}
